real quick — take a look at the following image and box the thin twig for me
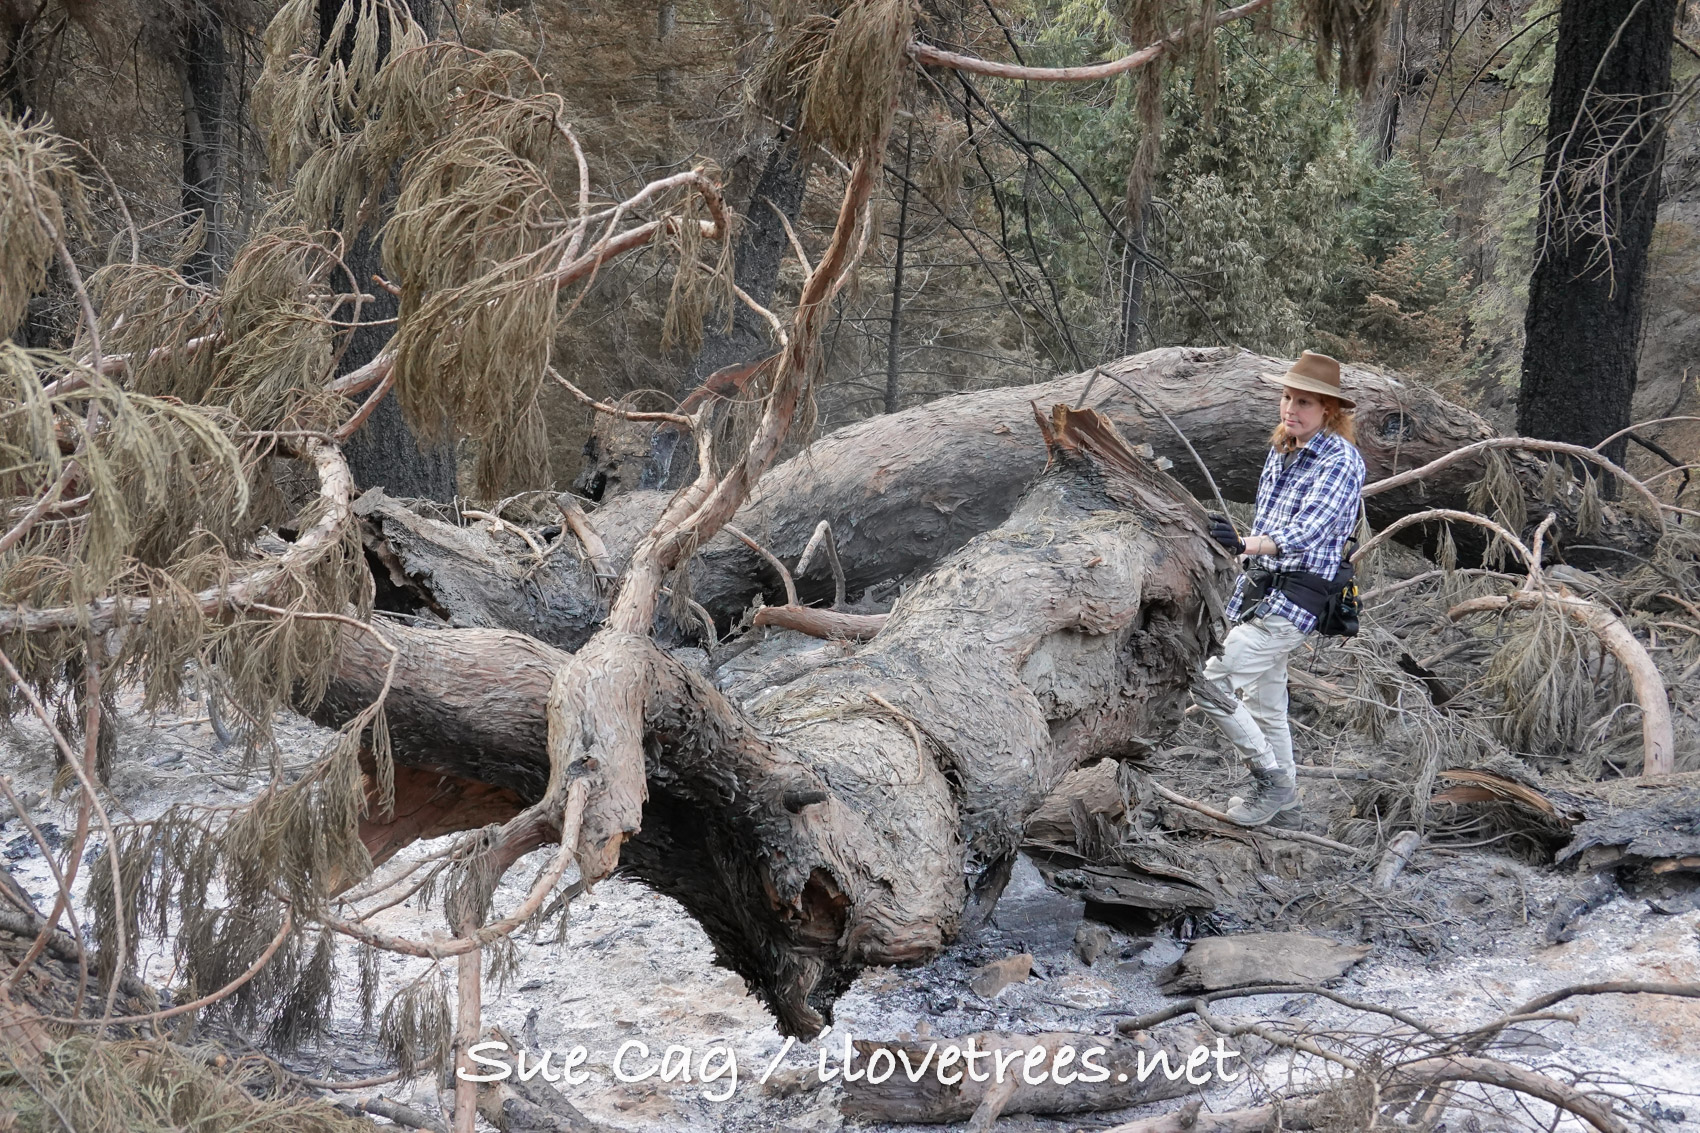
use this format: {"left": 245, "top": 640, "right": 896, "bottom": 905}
{"left": 725, "top": 523, "right": 798, "bottom": 607}
{"left": 797, "top": 520, "right": 847, "bottom": 609}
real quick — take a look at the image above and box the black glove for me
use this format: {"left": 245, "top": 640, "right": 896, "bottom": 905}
{"left": 1207, "top": 513, "right": 1244, "bottom": 556}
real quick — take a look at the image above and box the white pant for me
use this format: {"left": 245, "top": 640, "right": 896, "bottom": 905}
{"left": 1196, "top": 615, "right": 1306, "bottom": 775}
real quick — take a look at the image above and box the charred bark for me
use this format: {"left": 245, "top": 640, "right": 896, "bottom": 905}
{"left": 179, "top": 1, "right": 227, "bottom": 284}
{"left": 630, "top": 126, "right": 810, "bottom": 494}
{"left": 319, "top": 407, "right": 1227, "bottom": 1035}
{"left": 319, "top": 0, "right": 457, "bottom": 502}
{"left": 1517, "top": 0, "right": 1679, "bottom": 464}
{"left": 379, "top": 348, "right": 1659, "bottom": 651}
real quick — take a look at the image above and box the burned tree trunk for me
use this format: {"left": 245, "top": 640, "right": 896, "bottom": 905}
{"left": 318, "top": 407, "right": 1227, "bottom": 1035}
{"left": 179, "top": 0, "right": 226, "bottom": 285}
{"left": 1518, "top": 0, "right": 1679, "bottom": 464}
{"left": 388, "top": 347, "right": 1659, "bottom": 650}
{"left": 319, "top": 0, "right": 458, "bottom": 502}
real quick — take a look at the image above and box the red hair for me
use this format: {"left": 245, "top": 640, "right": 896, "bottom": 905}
{"left": 1271, "top": 395, "right": 1357, "bottom": 453}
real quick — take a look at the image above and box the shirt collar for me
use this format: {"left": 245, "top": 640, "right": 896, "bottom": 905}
{"left": 1290, "top": 430, "right": 1341, "bottom": 460}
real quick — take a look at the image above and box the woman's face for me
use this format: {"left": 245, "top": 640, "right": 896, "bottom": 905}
{"left": 1280, "top": 388, "right": 1328, "bottom": 443}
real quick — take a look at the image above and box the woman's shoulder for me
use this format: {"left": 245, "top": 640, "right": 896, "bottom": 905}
{"left": 1321, "top": 430, "right": 1364, "bottom": 460}
{"left": 1318, "top": 431, "right": 1367, "bottom": 475}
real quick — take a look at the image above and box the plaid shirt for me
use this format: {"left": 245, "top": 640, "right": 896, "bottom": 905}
{"left": 1225, "top": 429, "right": 1365, "bottom": 633}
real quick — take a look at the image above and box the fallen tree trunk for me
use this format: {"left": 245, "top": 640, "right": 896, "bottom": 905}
{"left": 836, "top": 1024, "right": 1240, "bottom": 1123}
{"left": 317, "top": 408, "right": 1227, "bottom": 1035}
{"left": 373, "top": 347, "right": 1657, "bottom": 648}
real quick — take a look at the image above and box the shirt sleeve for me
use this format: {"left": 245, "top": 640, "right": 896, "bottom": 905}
{"left": 1253, "top": 448, "right": 1280, "bottom": 516}
{"left": 1264, "top": 448, "right": 1364, "bottom": 556}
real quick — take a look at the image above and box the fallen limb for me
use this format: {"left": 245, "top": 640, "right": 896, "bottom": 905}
{"left": 1103, "top": 1053, "right": 1629, "bottom": 1133}
{"left": 1372, "top": 830, "right": 1422, "bottom": 889}
{"left": 750, "top": 604, "right": 887, "bottom": 639}
{"left": 1362, "top": 435, "right": 1665, "bottom": 527}
{"left": 1148, "top": 782, "right": 1368, "bottom": 857}
{"left": 1456, "top": 980, "right": 1700, "bottom": 1052}
{"left": 1389, "top": 1056, "right": 1627, "bottom": 1133}
{"left": 0, "top": 438, "right": 354, "bottom": 636}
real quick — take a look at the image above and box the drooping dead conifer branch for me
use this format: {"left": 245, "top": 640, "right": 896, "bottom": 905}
{"left": 1354, "top": 505, "right": 1680, "bottom": 776}
{"left": 1449, "top": 589, "right": 1674, "bottom": 775}
{"left": 1362, "top": 435, "right": 1666, "bottom": 523}
{"left": 910, "top": 0, "right": 1277, "bottom": 82}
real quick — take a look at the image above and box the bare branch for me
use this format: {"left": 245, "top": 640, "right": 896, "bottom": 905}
{"left": 910, "top": 0, "right": 1276, "bottom": 82}
{"left": 1362, "top": 436, "right": 1665, "bottom": 524}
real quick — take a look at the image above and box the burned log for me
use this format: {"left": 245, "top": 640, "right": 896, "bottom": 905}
{"left": 835, "top": 1024, "right": 1242, "bottom": 1123}
{"left": 318, "top": 407, "right": 1228, "bottom": 1035}
{"left": 375, "top": 347, "right": 1658, "bottom": 648}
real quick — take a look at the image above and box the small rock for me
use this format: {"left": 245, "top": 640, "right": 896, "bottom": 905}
{"left": 1074, "top": 923, "right": 1113, "bottom": 966}
{"left": 0, "top": 790, "right": 42, "bottom": 822}
{"left": 969, "top": 952, "right": 1032, "bottom": 998}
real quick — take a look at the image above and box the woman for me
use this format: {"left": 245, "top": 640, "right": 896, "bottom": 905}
{"left": 1198, "top": 351, "right": 1365, "bottom": 828}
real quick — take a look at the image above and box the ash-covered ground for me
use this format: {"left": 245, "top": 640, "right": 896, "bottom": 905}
{"left": 2, "top": 695, "right": 1697, "bottom": 1132}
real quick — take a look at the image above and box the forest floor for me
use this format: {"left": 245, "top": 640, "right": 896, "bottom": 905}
{"left": 2, "top": 681, "right": 1697, "bottom": 1133}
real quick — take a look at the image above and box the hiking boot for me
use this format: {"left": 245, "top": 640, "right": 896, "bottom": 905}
{"left": 1224, "top": 763, "right": 1300, "bottom": 827}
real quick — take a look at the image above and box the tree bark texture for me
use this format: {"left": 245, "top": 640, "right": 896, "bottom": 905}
{"left": 396, "top": 348, "right": 1656, "bottom": 652}
{"left": 1517, "top": 0, "right": 1679, "bottom": 463}
{"left": 318, "top": 407, "right": 1228, "bottom": 1035}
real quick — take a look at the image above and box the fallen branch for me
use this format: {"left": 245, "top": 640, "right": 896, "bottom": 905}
{"left": 1372, "top": 830, "right": 1422, "bottom": 890}
{"left": 1148, "top": 782, "right": 1367, "bottom": 857}
{"left": 1353, "top": 508, "right": 1533, "bottom": 569}
{"left": 554, "top": 496, "right": 613, "bottom": 589}
{"left": 1448, "top": 591, "right": 1674, "bottom": 776}
{"left": 796, "top": 520, "right": 847, "bottom": 610}
{"left": 750, "top": 604, "right": 887, "bottom": 640}
{"left": 1389, "top": 1056, "right": 1627, "bottom": 1133}
{"left": 0, "top": 438, "right": 354, "bottom": 636}
{"left": 725, "top": 523, "right": 798, "bottom": 607}
{"left": 1362, "top": 436, "right": 1665, "bottom": 527}
{"left": 910, "top": 0, "right": 1275, "bottom": 82}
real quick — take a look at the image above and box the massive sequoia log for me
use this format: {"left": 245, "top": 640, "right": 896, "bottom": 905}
{"left": 381, "top": 347, "right": 1657, "bottom": 648}
{"left": 320, "top": 407, "right": 1227, "bottom": 1034}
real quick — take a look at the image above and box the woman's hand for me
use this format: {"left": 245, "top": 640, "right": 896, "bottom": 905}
{"left": 1207, "top": 514, "right": 1244, "bottom": 556}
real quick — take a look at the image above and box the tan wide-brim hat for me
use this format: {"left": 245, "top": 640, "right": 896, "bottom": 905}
{"left": 1260, "top": 350, "right": 1355, "bottom": 408}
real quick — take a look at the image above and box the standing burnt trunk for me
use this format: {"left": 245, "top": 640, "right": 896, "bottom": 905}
{"left": 1517, "top": 0, "right": 1679, "bottom": 465}
{"left": 180, "top": 1, "right": 227, "bottom": 284}
{"left": 635, "top": 127, "right": 810, "bottom": 492}
{"left": 319, "top": 0, "right": 458, "bottom": 502}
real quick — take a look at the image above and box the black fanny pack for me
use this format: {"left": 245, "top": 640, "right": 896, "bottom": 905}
{"left": 1238, "top": 540, "right": 1360, "bottom": 638}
